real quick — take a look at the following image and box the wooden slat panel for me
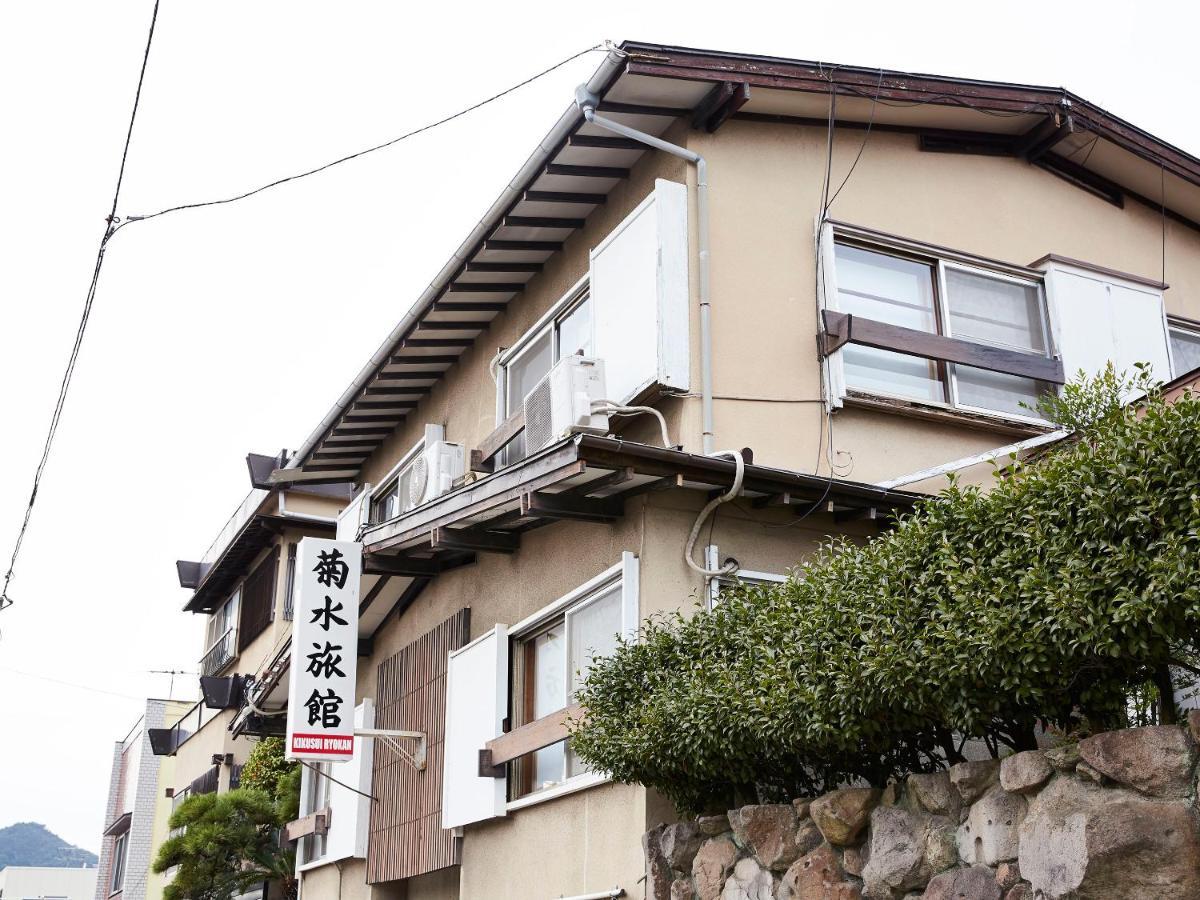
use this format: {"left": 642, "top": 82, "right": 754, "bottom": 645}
{"left": 367, "top": 609, "right": 470, "bottom": 884}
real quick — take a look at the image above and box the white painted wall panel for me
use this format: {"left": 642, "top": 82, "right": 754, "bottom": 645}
{"left": 590, "top": 179, "right": 690, "bottom": 404}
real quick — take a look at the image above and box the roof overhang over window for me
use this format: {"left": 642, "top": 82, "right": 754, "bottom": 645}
{"left": 103, "top": 811, "right": 132, "bottom": 837}
{"left": 181, "top": 514, "right": 335, "bottom": 613}
{"left": 358, "top": 433, "right": 921, "bottom": 570}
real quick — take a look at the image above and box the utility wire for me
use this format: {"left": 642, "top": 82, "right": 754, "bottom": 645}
{"left": 0, "top": 0, "right": 161, "bottom": 614}
{"left": 1, "top": 38, "right": 608, "bottom": 613}
{"left": 0, "top": 665, "right": 146, "bottom": 702}
{"left": 121, "top": 44, "right": 605, "bottom": 227}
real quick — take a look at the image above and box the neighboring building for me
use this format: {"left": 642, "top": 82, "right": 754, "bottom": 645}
{"left": 93, "top": 700, "right": 191, "bottom": 900}
{"left": 212, "top": 40, "right": 1198, "bottom": 900}
{"left": 148, "top": 458, "right": 351, "bottom": 836}
{"left": 0, "top": 866, "right": 97, "bottom": 900}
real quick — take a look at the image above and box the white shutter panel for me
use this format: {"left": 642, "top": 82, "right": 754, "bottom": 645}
{"left": 1042, "top": 262, "right": 1172, "bottom": 386}
{"left": 442, "top": 625, "right": 509, "bottom": 828}
{"left": 590, "top": 179, "right": 690, "bottom": 404}
{"left": 336, "top": 484, "right": 372, "bottom": 542}
{"left": 324, "top": 700, "right": 375, "bottom": 860}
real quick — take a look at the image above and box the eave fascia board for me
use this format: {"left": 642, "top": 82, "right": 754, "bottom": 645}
{"left": 283, "top": 49, "right": 629, "bottom": 475}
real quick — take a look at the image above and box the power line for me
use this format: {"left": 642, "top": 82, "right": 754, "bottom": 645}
{"left": 0, "top": 665, "right": 146, "bottom": 702}
{"left": 119, "top": 43, "right": 606, "bottom": 228}
{"left": 0, "top": 0, "right": 162, "bottom": 615}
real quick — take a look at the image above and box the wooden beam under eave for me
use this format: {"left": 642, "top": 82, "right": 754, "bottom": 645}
{"left": 1014, "top": 114, "right": 1078, "bottom": 161}
{"left": 501, "top": 215, "right": 586, "bottom": 230}
{"left": 464, "top": 261, "right": 543, "bottom": 274}
{"left": 483, "top": 239, "right": 563, "bottom": 252}
{"left": 481, "top": 704, "right": 584, "bottom": 774}
{"left": 568, "top": 134, "right": 642, "bottom": 150}
{"left": 362, "top": 555, "right": 442, "bottom": 577}
{"left": 544, "top": 163, "right": 630, "bottom": 179}
{"left": 520, "top": 491, "right": 624, "bottom": 522}
{"left": 432, "top": 300, "right": 511, "bottom": 312}
{"left": 430, "top": 526, "right": 518, "bottom": 554}
{"left": 522, "top": 190, "right": 606, "bottom": 206}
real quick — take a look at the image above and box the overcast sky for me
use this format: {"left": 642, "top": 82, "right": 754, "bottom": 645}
{"left": 1, "top": 0, "right": 1196, "bottom": 854}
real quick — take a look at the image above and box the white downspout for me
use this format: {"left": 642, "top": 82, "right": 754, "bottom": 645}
{"left": 574, "top": 86, "right": 715, "bottom": 455}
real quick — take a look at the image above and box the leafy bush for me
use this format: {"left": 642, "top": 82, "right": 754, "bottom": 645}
{"left": 239, "top": 737, "right": 299, "bottom": 809}
{"left": 570, "top": 370, "right": 1200, "bottom": 813}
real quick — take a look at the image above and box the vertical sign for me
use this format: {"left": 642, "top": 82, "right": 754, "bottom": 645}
{"left": 286, "top": 537, "right": 361, "bottom": 762}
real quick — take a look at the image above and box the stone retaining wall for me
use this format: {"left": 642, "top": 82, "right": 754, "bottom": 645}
{"left": 643, "top": 719, "right": 1200, "bottom": 899}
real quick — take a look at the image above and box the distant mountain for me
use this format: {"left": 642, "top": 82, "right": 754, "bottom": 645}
{"left": 0, "top": 822, "right": 97, "bottom": 869}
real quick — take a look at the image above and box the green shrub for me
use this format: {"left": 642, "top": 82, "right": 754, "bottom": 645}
{"left": 570, "top": 369, "right": 1200, "bottom": 813}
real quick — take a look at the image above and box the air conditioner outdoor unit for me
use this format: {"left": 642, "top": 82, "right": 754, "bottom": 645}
{"left": 523, "top": 356, "right": 610, "bottom": 455}
{"left": 409, "top": 439, "right": 465, "bottom": 506}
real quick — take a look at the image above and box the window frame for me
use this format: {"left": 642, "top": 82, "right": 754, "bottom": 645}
{"left": 703, "top": 545, "right": 787, "bottom": 610}
{"left": 201, "top": 587, "right": 241, "bottom": 674}
{"left": 494, "top": 275, "right": 592, "bottom": 462}
{"left": 822, "top": 224, "right": 1057, "bottom": 426}
{"left": 109, "top": 831, "right": 128, "bottom": 895}
{"left": 298, "top": 762, "right": 332, "bottom": 865}
{"left": 1168, "top": 316, "right": 1200, "bottom": 379}
{"left": 504, "top": 553, "right": 638, "bottom": 808}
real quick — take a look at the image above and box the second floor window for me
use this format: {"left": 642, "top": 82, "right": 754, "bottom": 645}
{"left": 500, "top": 290, "right": 592, "bottom": 464}
{"left": 201, "top": 589, "right": 240, "bottom": 676}
{"left": 1170, "top": 321, "right": 1200, "bottom": 377}
{"left": 833, "top": 241, "right": 1054, "bottom": 419}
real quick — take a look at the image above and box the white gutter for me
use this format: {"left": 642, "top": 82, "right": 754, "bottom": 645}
{"left": 875, "top": 429, "right": 1070, "bottom": 490}
{"left": 282, "top": 50, "right": 628, "bottom": 473}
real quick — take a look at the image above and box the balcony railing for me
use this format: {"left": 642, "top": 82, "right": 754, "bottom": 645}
{"left": 200, "top": 488, "right": 270, "bottom": 570}
{"left": 150, "top": 700, "right": 221, "bottom": 757}
{"left": 200, "top": 628, "right": 237, "bottom": 678}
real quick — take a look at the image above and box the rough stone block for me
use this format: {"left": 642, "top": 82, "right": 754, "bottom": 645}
{"left": 693, "top": 836, "right": 740, "bottom": 900}
{"left": 663, "top": 822, "right": 705, "bottom": 872}
{"left": 1018, "top": 773, "right": 1200, "bottom": 899}
{"left": 793, "top": 798, "right": 813, "bottom": 821}
{"left": 999, "top": 751, "right": 1052, "bottom": 795}
{"left": 842, "top": 846, "right": 864, "bottom": 878}
{"left": 922, "top": 865, "right": 1001, "bottom": 900}
{"left": 949, "top": 760, "right": 1000, "bottom": 805}
{"left": 778, "top": 843, "right": 861, "bottom": 900}
{"left": 729, "top": 804, "right": 805, "bottom": 871}
{"left": 1002, "top": 886, "right": 1032, "bottom": 900}
{"left": 908, "top": 772, "right": 958, "bottom": 817}
{"left": 1077, "top": 725, "right": 1196, "bottom": 799}
{"left": 672, "top": 879, "right": 697, "bottom": 900}
{"left": 864, "top": 806, "right": 936, "bottom": 897}
{"left": 994, "top": 861, "right": 1021, "bottom": 892}
{"left": 811, "top": 788, "right": 881, "bottom": 846}
{"left": 701, "top": 814, "right": 733, "bottom": 836}
{"left": 646, "top": 826, "right": 674, "bottom": 900}
{"left": 719, "top": 856, "right": 775, "bottom": 900}
{"left": 957, "top": 786, "right": 1027, "bottom": 865}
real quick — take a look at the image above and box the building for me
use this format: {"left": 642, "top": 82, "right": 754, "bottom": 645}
{"left": 0, "top": 866, "right": 97, "bottom": 900}
{"left": 93, "top": 700, "right": 191, "bottom": 900}
{"left": 144, "top": 458, "right": 351, "bottom": 864}
{"left": 211, "top": 40, "right": 1200, "bottom": 900}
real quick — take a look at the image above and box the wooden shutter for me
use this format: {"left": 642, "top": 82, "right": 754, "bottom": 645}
{"left": 238, "top": 547, "right": 278, "bottom": 652}
{"left": 1041, "top": 260, "right": 1172, "bottom": 385}
{"left": 367, "top": 608, "right": 470, "bottom": 884}
{"left": 442, "top": 625, "right": 510, "bottom": 829}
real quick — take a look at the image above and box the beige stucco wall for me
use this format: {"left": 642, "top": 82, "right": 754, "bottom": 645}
{"left": 352, "top": 488, "right": 837, "bottom": 900}
{"left": 339, "top": 112, "right": 1200, "bottom": 898}
{"left": 691, "top": 118, "right": 1200, "bottom": 477}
